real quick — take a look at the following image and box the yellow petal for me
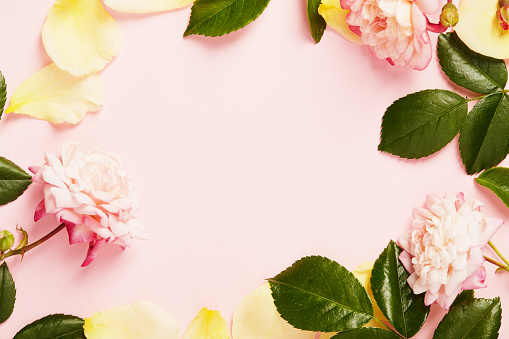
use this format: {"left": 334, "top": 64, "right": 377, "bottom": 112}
{"left": 84, "top": 300, "right": 180, "bottom": 339}
{"left": 5, "top": 63, "right": 103, "bottom": 124}
{"left": 318, "top": 0, "right": 363, "bottom": 45}
{"left": 352, "top": 262, "right": 388, "bottom": 328}
{"left": 183, "top": 308, "right": 230, "bottom": 339}
{"left": 42, "top": 0, "right": 121, "bottom": 76}
{"left": 455, "top": 0, "right": 509, "bottom": 59}
{"left": 104, "top": 0, "right": 194, "bottom": 13}
{"left": 233, "top": 283, "right": 320, "bottom": 339}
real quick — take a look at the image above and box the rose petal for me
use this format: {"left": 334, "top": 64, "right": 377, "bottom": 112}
{"left": 84, "top": 300, "right": 179, "bottom": 338}
{"left": 480, "top": 217, "right": 504, "bottom": 247}
{"left": 82, "top": 239, "right": 104, "bottom": 267}
{"left": 66, "top": 222, "right": 98, "bottom": 244}
{"left": 232, "top": 283, "right": 318, "bottom": 339}
{"left": 42, "top": 0, "right": 121, "bottom": 76}
{"left": 455, "top": 0, "right": 509, "bottom": 59}
{"left": 318, "top": 0, "right": 363, "bottom": 45}
{"left": 5, "top": 63, "right": 103, "bottom": 124}
{"left": 183, "top": 308, "right": 230, "bottom": 339}
{"left": 104, "top": 0, "right": 193, "bottom": 13}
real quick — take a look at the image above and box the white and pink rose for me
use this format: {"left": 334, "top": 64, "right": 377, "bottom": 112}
{"left": 398, "top": 192, "right": 503, "bottom": 309}
{"left": 31, "top": 141, "right": 147, "bottom": 266}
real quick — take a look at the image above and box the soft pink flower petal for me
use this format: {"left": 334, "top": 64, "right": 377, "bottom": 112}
{"left": 462, "top": 267, "right": 487, "bottom": 290}
{"left": 67, "top": 222, "right": 97, "bottom": 244}
{"left": 399, "top": 250, "right": 415, "bottom": 274}
{"left": 414, "top": 0, "right": 439, "bottom": 14}
{"left": 82, "top": 240, "right": 105, "bottom": 267}
{"left": 480, "top": 217, "right": 504, "bottom": 247}
{"left": 34, "top": 200, "right": 47, "bottom": 222}
{"left": 424, "top": 291, "right": 438, "bottom": 306}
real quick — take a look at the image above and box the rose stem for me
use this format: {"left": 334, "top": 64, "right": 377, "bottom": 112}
{"left": 2, "top": 223, "right": 65, "bottom": 260}
{"left": 484, "top": 255, "right": 509, "bottom": 272}
{"left": 488, "top": 241, "right": 509, "bottom": 267}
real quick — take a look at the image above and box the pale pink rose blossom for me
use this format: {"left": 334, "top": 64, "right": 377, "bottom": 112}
{"left": 340, "top": 0, "right": 441, "bottom": 70}
{"left": 30, "top": 141, "right": 147, "bottom": 266}
{"left": 398, "top": 192, "right": 504, "bottom": 309}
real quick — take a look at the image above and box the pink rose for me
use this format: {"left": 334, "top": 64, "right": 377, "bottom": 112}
{"left": 398, "top": 193, "right": 504, "bottom": 309}
{"left": 30, "top": 141, "right": 147, "bottom": 266}
{"left": 340, "top": 0, "right": 440, "bottom": 70}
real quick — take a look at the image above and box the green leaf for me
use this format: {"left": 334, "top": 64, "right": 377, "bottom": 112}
{"left": 13, "top": 314, "right": 86, "bottom": 339}
{"left": 331, "top": 327, "right": 402, "bottom": 339}
{"left": 268, "top": 255, "right": 374, "bottom": 332}
{"left": 379, "top": 89, "right": 468, "bottom": 159}
{"left": 459, "top": 92, "right": 509, "bottom": 175}
{"left": 183, "top": 0, "right": 271, "bottom": 37}
{"left": 437, "top": 33, "right": 507, "bottom": 94}
{"left": 475, "top": 167, "right": 509, "bottom": 208}
{"left": 0, "top": 262, "right": 16, "bottom": 324}
{"left": 307, "top": 0, "right": 326, "bottom": 43}
{"left": 433, "top": 298, "right": 501, "bottom": 339}
{"left": 0, "top": 157, "right": 32, "bottom": 205}
{"left": 451, "top": 290, "right": 474, "bottom": 308}
{"left": 371, "top": 240, "right": 430, "bottom": 338}
{"left": 0, "top": 71, "right": 6, "bottom": 118}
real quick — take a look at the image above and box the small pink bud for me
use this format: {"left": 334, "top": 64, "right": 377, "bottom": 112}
{"left": 440, "top": 3, "right": 459, "bottom": 28}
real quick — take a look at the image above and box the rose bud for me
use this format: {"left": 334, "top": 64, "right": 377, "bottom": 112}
{"left": 440, "top": 3, "right": 459, "bottom": 28}
{"left": 0, "top": 231, "right": 14, "bottom": 251}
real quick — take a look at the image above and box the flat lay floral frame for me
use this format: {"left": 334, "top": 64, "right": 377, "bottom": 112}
{"left": 0, "top": 0, "right": 508, "bottom": 338}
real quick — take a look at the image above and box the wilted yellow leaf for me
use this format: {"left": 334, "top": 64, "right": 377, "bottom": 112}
{"left": 84, "top": 300, "right": 179, "bottom": 339}
{"left": 104, "top": 0, "right": 194, "bottom": 13}
{"left": 42, "top": 0, "right": 121, "bottom": 76}
{"left": 6, "top": 63, "right": 103, "bottom": 124}
{"left": 183, "top": 308, "right": 230, "bottom": 339}
{"left": 318, "top": 0, "right": 362, "bottom": 45}
{"left": 455, "top": 0, "right": 509, "bottom": 59}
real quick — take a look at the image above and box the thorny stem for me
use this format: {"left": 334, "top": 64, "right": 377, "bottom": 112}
{"left": 2, "top": 223, "right": 65, "bottom": 260}
{"left": 489, "top": 241, "right": 509, "bottom": 267}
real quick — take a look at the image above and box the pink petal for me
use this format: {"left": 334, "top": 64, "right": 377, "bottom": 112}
{"left": 56, "top": 208, "right": 85, "bottom": 226}
{"left": 398, "top": 230, "right": 413, "bottom": 254}
{"left": 462, "top": 266, "right": 487, "bottom": 290}
{"left": 424, "top": 291, "right": 438, "bottom": 306}
{"left": 81, "top": 240, "right": 104, "bottom": 267}
{"left": 399, "top": 250, "right": 415, "bottom": 274}
{"left": 34, "top": 199, "right": 47, "bottom": 222}
{"left": 480, "top": 217, "right": 504, "bottom": 248}
{"left": 414, "top": 0, "right": 439, "bottom": 14}
{"left": 29, "top": 166, "right": 40, "bottom": 175}
{"left": 66, "top": 222, "right": 97, "bottom": 244}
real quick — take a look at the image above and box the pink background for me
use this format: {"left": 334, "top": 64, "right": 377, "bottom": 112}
{"left": 1, "top": 0, "right": 509, "bottom": 337}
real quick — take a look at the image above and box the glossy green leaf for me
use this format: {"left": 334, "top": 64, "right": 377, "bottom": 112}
{"left": 0, "top": 157, "right": 32, "bottom": 205}
{"left": 459, "top": 93, "right": 509, "bottom": 175}
{"left": 0, "top": 262, "right": 16, "bottom": 324}
{"left": 451, "top": 290, "right": 474, "bottom": 308}
{"left": 269, "top": 256, "right": 374, "bottom": 332}
{"left": 307, "top": 0, "right": 326, "bottom": 43}
{"left": 183, "top": 0, "right": 271, "bottom": 37}
{"left": 371, "top": 240, "right": 430, "bottom": 338}
{"left": 0, "top": 71, "right": 6, "bottom": 118}
{"left": 433, "top": 298, "right": 501, "bottom": 339}
{"left": 475, "top": 167, "right": 509, "bottom": 208}
{"left": 331, "top": 327, "right": 401, "bottom": 339}
{"left": 14, "top": 314, "right": 86, "bottom": 339}
{"left": 437, "top": 33, "right": 507, "bottom": 94}
{"left": 379, "top": 90, "right": 468, "bottom": 159}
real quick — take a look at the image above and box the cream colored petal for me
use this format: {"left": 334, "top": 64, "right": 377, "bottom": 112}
{"left": 42, "top": 0, "right": 121, "bottom": 76}
{"left": 183, "top": 308, "right": 230, "bottom": 339}
{"left": 352, "top": 262, "right": 387, "bottom": 328}
{"left": 84, "top": 300, "right": 180, "bottom": 339}
{"left": 5, "top": 63, "right": 103, "bottom": 124}
{"left": 455, "top": 0, "right": 509, "bottom": 59}
{"left": 318, "top": 0, "right": 363, "bottom": 45}
{"left": 104, "top": 0, "right": 194, "bottom": 13}
{"left": 233, "top": 283, "right": 323, "bottom": 339}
